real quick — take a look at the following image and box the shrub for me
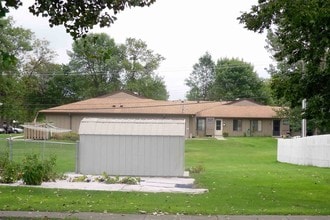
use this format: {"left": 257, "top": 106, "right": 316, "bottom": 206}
{"left": 105, "top": 176, "right": 120, "bottom": 184}
{"left": 187, "top": 164, "right": 205, "bottom": 174}
{"left": 21, "top": 154, "right": 57, "bottom": 185}
{"left": 52, "top": 132, "right": 79, "bottom": 141}
{"left": 0, "top": 150, "right": 21, "bottom": 184}
{"left": 22, "top": 154, "right": 44, "bottom": 185}
{"left": 0, "top": 150, "right": 9, "bottom": 170}
{"left": 120, "top": 176, "right": 141, "bottom": 185}
{"left": 0, "top": 161, "right": 21, "bottom": 184}
{"left": 71, "top": 175, "right": 88, "bottom": 182}
{"left": 41, "top": 155, "right": 57, "bottom": 182}
{"left": 96, "top": 172, "right": 140, "bottom": 185}
{"left": 223, "top": 132, "right": 229, "bottom": 137}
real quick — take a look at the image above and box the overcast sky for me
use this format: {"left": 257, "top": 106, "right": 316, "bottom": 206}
{"left": 9, "top": 0, "right": 273, "bottom": 100}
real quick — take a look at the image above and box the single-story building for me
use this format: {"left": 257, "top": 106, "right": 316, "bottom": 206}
{"left": 38, "top": 91, "right": 289, "bottom": 138}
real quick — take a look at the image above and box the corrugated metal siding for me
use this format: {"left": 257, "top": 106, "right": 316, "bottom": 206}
{"left": 77, "top": 118, "right": 185, "bottom": 176}
{"left": 78, "top": 135, "right": 184, "bottom": 176}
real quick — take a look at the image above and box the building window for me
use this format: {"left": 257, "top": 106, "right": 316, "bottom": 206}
{"left": 216, "top": 120, "right": 222, "bottom": 131}
{"left": 197, "top": 118, "right": 205, "bottom": 131}
{"left": 233, "top": 119, "right": 242, "bottom": 131}
{"left": 251, "top": 120, "right": 262, "bottom": 132}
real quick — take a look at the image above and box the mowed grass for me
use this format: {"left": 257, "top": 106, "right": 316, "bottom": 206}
{"left": 0, "top": 137, "right": 329, "bottom": 215}
{"left": 0, "top": 138, "right": 76, "bottom": 173}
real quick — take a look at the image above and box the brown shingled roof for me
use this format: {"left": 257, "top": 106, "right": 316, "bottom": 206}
{"left": 40, "top": 91, "right": 282, "bottom": 118}
{"left": 197, "top": 105, "right": 281, "bottom": 118}
{"left": 40, "top": 91, "right": 223, "bottom": 115}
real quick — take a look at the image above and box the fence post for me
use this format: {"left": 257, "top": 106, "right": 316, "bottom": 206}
{"left": 75, "top": 141, "right": 80, "bottom": 173}
{"left": 7, "top": 136, "right": 13, "bottom": 161}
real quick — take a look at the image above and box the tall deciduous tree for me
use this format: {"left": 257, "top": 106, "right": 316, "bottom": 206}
{"left": 1, "top": 0, "right": 156, "bottom": 39}
{"left": 68, "top": 33, "right": 123, "bottom": 98}
{"left": 0, "top": 17, "right": 33, "bottom": 123}
{"left": 45, "top": 65, "right": 83, "bottom": 105}
{"left": 266, "top": 30, "right": 329, "bottom": 134}
{"left": 211, "top": 58, "right": 269, "bottom": 104}
{"left": 21, "top": 63, "right": 64, "bottom": 121}
{"left": 239, "top": 0, "right": 330, "bottom": 132}
{"left": 1, "top": 1, "right": 156, "bottom": 74}
{"left": 185, "top": 52, "right": 215, "bottom": 101}
{"left": 0, "top": 17, "right": 33, "bottom": 73}
{"left": 19, "top": 38, "right": 69, "bottom": 121}
{"left": 22, "top": 39, "right": 57, "bottom": 76}
{"left": 121, "top": 38, "right": 168, "bottom": 100}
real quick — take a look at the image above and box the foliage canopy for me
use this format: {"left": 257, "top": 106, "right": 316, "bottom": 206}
{"left": 185, "top": 55, "right": 272, "bottom": 104}
{"left": 0, "top": 19, "right": 167, "bottom": 124}
{"left": 185, "top": 52, "right": 215, "bottom": 101}
{"left": 239, "top": 0, "right": 330, "bottom": 133}
{"left": 1, "top": 0, "right": 156, "bottom": 39}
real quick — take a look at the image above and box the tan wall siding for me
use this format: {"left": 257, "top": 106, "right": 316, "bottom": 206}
{"left": 188, "top": 117, "right": 196, "bottom": 138}
{"left": 206, "top": 118, "right": 215, "bottom": 136}
{"left": 223, "top": 119, "right": 273, "bottom": 136}
{"left": 45, "top": 113, "right": 193, "bottom": 138}
{"left": 45, "top": 114, "right": 71, "bottom": 129}
{"left": 223, "top": 118, "right": 290, "bottom": 137}
{"left": 45, "top": 113, "right": 290, "bottom": 138}
{"left": 222, "top": 119, "right": 251, "bottom": 136}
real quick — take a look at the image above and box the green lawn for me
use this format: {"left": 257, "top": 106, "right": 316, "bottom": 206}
{"left": 0, "top": 137, "right": 76, "bottom": 173}
{"left": 0, "top": 137, "right": 329, "bottom": 215}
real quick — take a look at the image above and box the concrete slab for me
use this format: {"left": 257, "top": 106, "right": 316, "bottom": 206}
{"left": 0, "top": 174, "right": 208, "bottom": 194}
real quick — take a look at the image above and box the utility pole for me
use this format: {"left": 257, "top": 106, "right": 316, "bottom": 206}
{"left": 302, "top": 99, "right": 307, "bottom": 137}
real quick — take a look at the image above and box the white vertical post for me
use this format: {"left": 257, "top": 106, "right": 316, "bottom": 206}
{"left": 302, "top": 99, "right": 307, "bottom": 137}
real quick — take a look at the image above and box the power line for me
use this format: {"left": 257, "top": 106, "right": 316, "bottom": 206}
{"left": 0, "top": 62, "right": 272, "bottom": 76}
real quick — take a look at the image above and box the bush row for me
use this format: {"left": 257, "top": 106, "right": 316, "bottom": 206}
{"left": 0, "top": 152, "right": 57, "bottom": 185}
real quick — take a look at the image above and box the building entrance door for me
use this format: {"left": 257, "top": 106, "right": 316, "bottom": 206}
{"left": 215, "top": 119, "right": 223, "bottom": 136}
{"left": 273, "top": 120, "right": 281, "bottom": 136}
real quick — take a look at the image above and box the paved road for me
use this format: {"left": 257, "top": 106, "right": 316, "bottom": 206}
{"left": 0, "top": 211, "right": 329, "bottom": 220}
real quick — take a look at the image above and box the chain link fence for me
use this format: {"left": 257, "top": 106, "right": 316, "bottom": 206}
{"left": 0, "top": 136, "right": 77, "bottom": 173}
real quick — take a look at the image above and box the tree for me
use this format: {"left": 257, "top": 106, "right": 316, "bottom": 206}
{"left": 127, "top": 75, "right": 168, "bottom": 100}
{"left": 45, "top": 65, "right": 83, "bottom": 105}
{"left": 1, "top": 1, "right": 156, "bottom": 74}
{"left": 266, "top": 30, "right": 329, "bottom": 134}
{"left": 21, "top": 63, "right": 65, "bottom": 121}
{"left": 0, "top": 17, "right": 33, "bottom": 123}
{"left": 0, "top": 17, "right": 33, "bottom": 73}
{"left": 239, "top": 0, "right": 330, "bottom": 132}
{"left": 68, "top": 33, "right": 123, "bottom": 98}
{"left": 121, "top": 38, "right": 168, "bottom": 100}
{"left": 22, "top": 39, "right": 57, "bottom": 77}
{"left": 185, "top": 52, "right": 215, "bottom": 101}
{"left": 67, "top": 35, "right": 168, "bottom": 100}
{"left": 1, "top": 0, "right": 156, "bottom": 39}
{"left": 211, "top": 58, "right": 269, "bottom": 104}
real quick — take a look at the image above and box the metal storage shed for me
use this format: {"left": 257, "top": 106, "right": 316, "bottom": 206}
{"left": 77, "top": 118, "right": 186, "bottom": 176}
